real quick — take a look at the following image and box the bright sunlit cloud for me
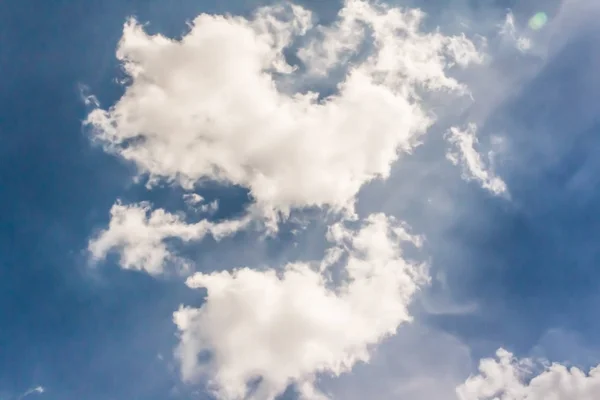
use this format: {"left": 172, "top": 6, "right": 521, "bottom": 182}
{"left": 457, "top": 349, "right": 600, "bottom": 400}
{"left": 85, "top": 0, "right": 482, "bottom": 222}
{"left": 174, "top": 214, "right": 427, "bottom": 399}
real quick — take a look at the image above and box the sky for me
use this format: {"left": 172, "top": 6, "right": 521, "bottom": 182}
{"left": 2, "top": 0, "right": 600, "bottom": 399}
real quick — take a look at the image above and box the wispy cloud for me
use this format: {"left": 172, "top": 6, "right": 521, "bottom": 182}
{"left": 446, "top": 123, "right": 508, "bottom": 196}
{"left": 16, "top": 387, "right": 45, "bottom": 400}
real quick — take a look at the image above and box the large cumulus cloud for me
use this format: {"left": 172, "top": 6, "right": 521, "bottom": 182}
{"left": 85, "top": 0, "right": 482, "bottom": 219}
{"left": 174, "top": 214, "right": 427, "bottom": 399}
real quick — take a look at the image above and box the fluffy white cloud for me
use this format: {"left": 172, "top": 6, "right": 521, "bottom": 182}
{"left": 173, "top": 213, "right": 428, "bottom": 400}
{"left": 457, "top": 349, "right": 600, "bottom": 400}
{"left": 446, "top": 124, "right": 507, "bottom": 196}
{"left": 88, "top": 202, "right": 251, "bottom": 275}
{"left": 85, "top": 0, "right": 482, "bottom": 219}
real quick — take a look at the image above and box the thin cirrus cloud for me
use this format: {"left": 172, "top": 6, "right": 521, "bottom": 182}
{"left": 81, "top": 0, "right": 599, "bottom": 399}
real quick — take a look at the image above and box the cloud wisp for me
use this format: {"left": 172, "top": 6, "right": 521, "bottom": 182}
{"left": 446, "top": 123, "right": 508, "bottom": 196}
{"left": 16, "top": 387, "right": 45, "bottom": 400}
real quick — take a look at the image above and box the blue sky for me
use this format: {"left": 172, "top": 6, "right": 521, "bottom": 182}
{"left": 2, "top": 0, "right": 600, "bottom": 399}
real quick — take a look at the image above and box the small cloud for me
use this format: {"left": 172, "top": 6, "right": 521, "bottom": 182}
{"left": 446, "top": 124, "right": 508, "bottom": 196}
{"left": 183, "top": 193, "right": 219, "bottom": 215}
{"left": 18, "top": 386, "right": 45, "bottom": 399}
{"left": 499, "top": 11, "right": 532, "bottom": 52}
{"left": 183, "top": 193, "right": 204, "bottom": 206}
{"left": 78, "top": 83, "right": 100, "bottom": 108}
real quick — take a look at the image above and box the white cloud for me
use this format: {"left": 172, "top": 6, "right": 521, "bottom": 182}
{"left": 183, "top": 193, "right": 219, "bottom": 214}
{"left": 18, "top": 386, "right": 45, "bottom": 399}
{"left": 499, "top": 12, "right": 531, "bottom": 52}
{"left": 457, "top": 349, "right": 600, "bottom": 400}
{"left": 88, "top": 202, "right": 251, "bottom": 275}
{"left": 85, "top": 0, "right": 482, "bottom": 220}
{"left": 183, "top": 193, "right": 204, "bottom": 207}
{"left": 299, "top": 2, "right": 482, "bottom": 79}
{"left": 446, "top": 123, "right": 508, "bottom": 196}
{"left": 173, "top": 213, "right": 428, "bottom": 400}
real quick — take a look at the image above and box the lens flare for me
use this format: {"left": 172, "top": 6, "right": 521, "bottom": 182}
{"left": 528, "top": 12, "right": 548, "bottom": 30}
